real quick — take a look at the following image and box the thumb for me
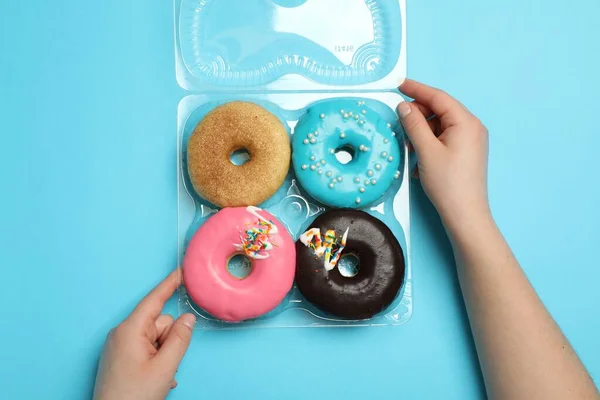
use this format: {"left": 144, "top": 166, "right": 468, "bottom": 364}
{"left": 155, "top": 313, "right": 195, "bottom": 373}
{"left": 397, "top": 101, "right": 439, "bottom": 156}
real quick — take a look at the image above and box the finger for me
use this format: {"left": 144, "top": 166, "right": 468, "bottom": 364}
{"left": 154, "top": 314, "right": 196, "bottom": 374}
{"left": 412, "top": 101, "right": 433, "bottom": 119}
{"left": 411, "top": 101, "right": 439, "bottom": 133}
{"left": 155, "top": 314, "right": 175, "bottom": 347}
{"left": 397, "top": 102, "right": 441, "bottom": 155}
{"left": 400, "top": 79, "right": 471, "bottom": 125}
{"left": 412, "top": 167, "right": 420, "bottom": 180}
{"left": 130, "top": 269, "right": 182, "bottom": 323}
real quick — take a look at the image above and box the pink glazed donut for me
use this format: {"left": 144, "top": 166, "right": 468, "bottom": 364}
{"left": 183, "top": 206, "right": 296, "bottom": 322}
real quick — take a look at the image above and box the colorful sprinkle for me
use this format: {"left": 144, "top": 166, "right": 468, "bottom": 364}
{"left": 299, "top": 228, "right": 349, "bottom": 271}
{"left": 234, "top": 207, "right": 278, "bottom": 260}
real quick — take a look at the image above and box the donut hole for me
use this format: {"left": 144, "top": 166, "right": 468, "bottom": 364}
{"left": 338, "top": 253, "right": 361, "bottom": 278}
{"left": 334, "top": 145, "right": 356, "bottom": 165}
{"left": 229, "top": 148, "right": 251, "bottom": 166}
{"left": 227, "top": 254, "right": 253, "bottom": 279}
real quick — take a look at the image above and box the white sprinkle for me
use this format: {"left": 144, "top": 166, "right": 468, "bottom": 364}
{"left": 310, "top": 138, "right": 316, "bottom": 144}
{"left": 310, "top": 155, "right": 316, "bottom": 161}
{"left": 375, "top": 163, "right": 382, "bottom": 170}
{"left": 356, "top": 197, "right": 361, "bottom": 204}
{"left": 349, "top": 111, "right": 353, "bottom": 116}
{"left": 365, "top": 180, "right": 370, "bottom": 186}
{"left": 314, "top": 131, "right": 319, "bottom": 136}
{"left": 308, "top": 133, "right": 313, "bottom": 139}
{"left": 361, "top": 109, "right": 367, "bottom": 115}
{"left": 384, "top": 138, "right": 390, "bottom": 144}
{"left": 310, "top": 165, "right": 316, "bottom": 170}
{"left": 381, "top": 151, "right": 388, "bottom": 158}
{"left": 359, "top": 187, "right": 365, "bottom": 193}
{"left": 329, "top": 183, "right": 335, "bottom": 189}
{"left": 344, "top": 113, "right": 350, "bottom": 119}
{"left": 359, "top": 144, "right": 366, "bottom": 151}
{"left": 331, "top": 179, "right": 337, "bottom": 184}
{"left": 394, "top": 171, "right": 401, "bottom": 179}
{"left": 387, "top": 123, "right": 392, "bottom": 128}
{"left": 354, "top": 177, "right": 361, "bottom": 183}
{"left": 320, "top": 113, "right": 325, "bottom": 119}
{"left": 340, "top": 132, "right": 346, "bottom": 139}
{"left": 337, "top": 177, "right": 343, "bottom": 182}
{"left": 359, "top": 120, "right": 365, "bottom": 125}
{"left": 301, "top": 165, "right": 308, "bottom": 170}
{"left": 340, "top": 109, "right": 345, "bottom": 114}
{"left": 371, "top": 179, "right": 377, "bottom": 185}
{"left": 318, "top": 170, "right": 323, "bottom": 175}
{"left": 364, "top": 146, "right": 370, "bottom": 152}
{"left": 326, "top": 171, "right": 333, "bottom": 177}
{"left": 303, "top": 139, "right": 309, "bottom": 145}
{"left": 354, "top": 115, "right": 359, "bottom": 120}
{"left": 321, "top": 160, "right": 326, "bottom": 165}
{"left": 367, "top": 170, "right": 374, "bottom": 177}
{"left": 329, "top": 149, "right": 335, "bottom": 154}
{"left": 388, "top": 156, "right": 394, "bottom": 162}
{"left": 391, "top": 132, "right": 396, "bottom": 137}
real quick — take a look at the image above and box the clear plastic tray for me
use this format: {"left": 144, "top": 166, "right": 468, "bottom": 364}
{"left": 173, "top": 0, "right": 410, "bottom": 329}
{"left": 174, "top": 0, "right": 406, "bottom": 92}
{"left": 177, "top": 92, "right": 412, "bottom": 329}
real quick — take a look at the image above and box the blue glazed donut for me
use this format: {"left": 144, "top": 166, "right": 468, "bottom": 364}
{"left": 292, "top": 99, "right": 401, "bottom": 208}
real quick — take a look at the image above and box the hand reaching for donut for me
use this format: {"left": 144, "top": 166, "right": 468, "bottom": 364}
{"left": 397, "top": 79, "right": 490, "bottom": 232}
{"left": 93, "top": 269, "right": 196, "bottom": 400}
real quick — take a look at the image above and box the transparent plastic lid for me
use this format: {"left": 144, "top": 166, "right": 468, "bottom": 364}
{"left": 174, "top": 0, "right": 406, "bottom": 92}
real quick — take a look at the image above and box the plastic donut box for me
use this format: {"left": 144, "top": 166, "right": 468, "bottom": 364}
{"left": 175, "top": 0, "right": 411, "bottom": 329}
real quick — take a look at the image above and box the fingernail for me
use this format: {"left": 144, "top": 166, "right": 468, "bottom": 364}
{"left": 398, "top": 102, "right": 412, "bottom": 118}
{"left": 181, "top": 314, "right": 196, "bottom": 330}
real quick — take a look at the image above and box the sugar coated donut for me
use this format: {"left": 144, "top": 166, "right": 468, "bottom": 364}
{"left": 183, "top": 206, "right": 296, "bottom": 322}
{"left": 187, "top": 101, "right": 291, "bottom": 208}
{"left": 295, "top": 209, "right": 405, "bottom": 320}
{"left": 292, "top": 99, "right": 401, "bottom": 208}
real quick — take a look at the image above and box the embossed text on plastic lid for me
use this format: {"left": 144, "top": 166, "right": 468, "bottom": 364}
{"left": 174, "top": 0, "right": 406, "bottom": 92}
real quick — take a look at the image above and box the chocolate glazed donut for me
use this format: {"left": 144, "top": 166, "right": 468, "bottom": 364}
{"left": 295, "top": 209, "right": 405, "bottom": 320}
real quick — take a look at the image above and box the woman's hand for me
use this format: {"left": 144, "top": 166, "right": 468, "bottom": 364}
{"left": 398, "top": 79, "right": 490, "bottom": 231}
{"left": 93, "top": 269, "right": 196, "bottom": 400}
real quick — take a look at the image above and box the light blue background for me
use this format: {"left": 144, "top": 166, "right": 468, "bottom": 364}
{"left": 1, "top": 1, "right": 599, "bottom": 399}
